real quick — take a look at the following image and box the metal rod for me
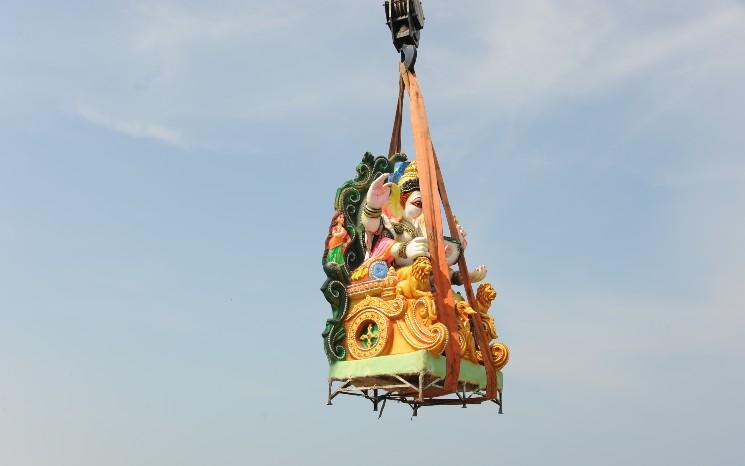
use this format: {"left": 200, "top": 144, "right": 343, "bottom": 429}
{"left": 378, "top": 396, "right": 388, "bottom": 419}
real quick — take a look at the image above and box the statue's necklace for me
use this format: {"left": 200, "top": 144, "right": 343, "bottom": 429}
{"left": 393, "top": 220, "right": 417, "bottom": 237}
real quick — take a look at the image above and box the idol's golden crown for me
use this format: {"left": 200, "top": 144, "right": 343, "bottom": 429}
{"left": 398, "top": 161, "right": 420, "bottom": 193}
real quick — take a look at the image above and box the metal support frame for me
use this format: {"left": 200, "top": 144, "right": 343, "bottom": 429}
{"left": 327, "top": 373, "right": 503, "bottom": 417}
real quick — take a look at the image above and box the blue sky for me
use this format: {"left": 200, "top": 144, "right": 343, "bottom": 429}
{"left": 1, "top": 1, "right": 744, "bottom": 465}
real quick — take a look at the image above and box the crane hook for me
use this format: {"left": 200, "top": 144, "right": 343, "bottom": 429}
{"left": 384, "top": 0, "right": 425, "bottom": 72}
{"left": 400, "top": 44, "right": 417, "bottom": 71}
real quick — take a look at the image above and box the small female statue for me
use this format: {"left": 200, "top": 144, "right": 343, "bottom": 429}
{"left": 324, "top": 211, "right": 352, "bottom": 266}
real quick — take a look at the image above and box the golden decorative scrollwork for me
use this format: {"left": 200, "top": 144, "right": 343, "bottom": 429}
{"left": 477, "top": 342, "right": 510, "bottom": 371}
{"left": 395, "top": 296, "right": 448, "bottom": 355}
{"left": 455, "top": 300, "right": 478, "bottom": 362}
{"left": 346, "top": 295, "right": 406, "bottom": 321}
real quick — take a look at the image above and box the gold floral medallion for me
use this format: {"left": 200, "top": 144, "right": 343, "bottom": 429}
{"left": 346, "top": 310, "right": 391, "bottom": 359}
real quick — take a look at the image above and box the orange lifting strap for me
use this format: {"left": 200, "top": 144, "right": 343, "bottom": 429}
{"left": 389, "top": 65, "right": 498, "bottom": 400}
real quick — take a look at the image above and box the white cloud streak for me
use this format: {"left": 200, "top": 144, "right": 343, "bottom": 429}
{"left": 77, "top": 107, "right": 185, "bottom": 148}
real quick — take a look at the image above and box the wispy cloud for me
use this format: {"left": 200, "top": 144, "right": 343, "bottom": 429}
{"left": 130, "top": 3, "right": 297, "bottom": 54}
{"left": 77, "top": 107, "right": 185, "bottom": 148}
{"left": 432, "top": 0, "right": 745, "bottom": 112}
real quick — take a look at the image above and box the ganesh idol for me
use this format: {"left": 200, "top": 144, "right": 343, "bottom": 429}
{"left": 356, "top": 160, "right": 487, "bottom": 285}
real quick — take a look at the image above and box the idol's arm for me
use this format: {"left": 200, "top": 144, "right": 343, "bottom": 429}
{"left": 447, "top": 223, "right": 488, "bottom": 282}
{"left": 362, "top": 174, "right": 394, "bottom": 233}
{"left": 392, "top": 237, "right": 429, "bottom": 267}
{"left": 444, "top": 239, "right": 462, "bottom": 266}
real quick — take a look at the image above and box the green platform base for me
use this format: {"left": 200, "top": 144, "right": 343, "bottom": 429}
{"left": 328, "top": 350, "right": 502, "bottom": 390}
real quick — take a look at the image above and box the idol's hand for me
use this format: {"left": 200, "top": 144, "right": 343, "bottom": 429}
{"left": 457, "top": 224, "right": 468, "bottom": 250}
{"left": 469, "top": 264, "right": 488, "bottom": 283}
{"left": 367, "top": 174, "right": 394, "bottom": 209}
{"left": 405, "top": 237, "right": 430, "bottom": 258}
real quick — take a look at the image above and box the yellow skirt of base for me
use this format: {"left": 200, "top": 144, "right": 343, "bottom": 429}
{"left": 342, "top": 262, "right": 509, "bottom": 371}
{"left": 343, "top": 292, "right": 449, "bottom": 361}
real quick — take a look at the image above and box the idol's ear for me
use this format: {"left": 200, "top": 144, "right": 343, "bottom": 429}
{"left": 385, "top": 183, "right": 403, "bottom": 219}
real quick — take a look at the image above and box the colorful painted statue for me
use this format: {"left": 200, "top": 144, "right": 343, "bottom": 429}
{"left": 321, "top": 153, "right": 509, "bottom": 370}
{"left": 324, "top": 210, "right": 352, "bottom": 266}
{"left": 354, "top": 160, "right": 487, "bottom": 284}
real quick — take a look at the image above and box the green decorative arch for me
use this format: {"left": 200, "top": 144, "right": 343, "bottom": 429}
{"left": 321, "top": 152, "right": 407, "bottom": 362}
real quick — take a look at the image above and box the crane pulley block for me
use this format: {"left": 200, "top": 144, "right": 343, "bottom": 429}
{"left": 384, "top": 0, "right": 425, "bottom": 69}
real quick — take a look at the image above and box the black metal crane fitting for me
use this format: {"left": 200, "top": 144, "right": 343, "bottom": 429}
{"left": 384, "top": 0, "right": 425, "bottom": 71}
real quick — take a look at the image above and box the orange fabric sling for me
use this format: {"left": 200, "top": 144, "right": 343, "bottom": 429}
{"left": 433, "top": 150, "right": 498, "bottom": 400}
{"left": 392, "top": 65, "right": 498, "bottom": 399}
{"left": 404, "top": 69, "right": 461, "bottom": 394}
{"left": 388, "top": 77, "right": 405, "bottom": 158}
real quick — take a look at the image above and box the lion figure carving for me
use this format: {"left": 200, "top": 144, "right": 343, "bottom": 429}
{"left": 475, "top": 283, "right": 497, "bottom": 313}
{"left": 396, "top": 256, "right": 433, "bottom": 300}
{"left": 475, "top": 283, "right": 498, "bottom": 340}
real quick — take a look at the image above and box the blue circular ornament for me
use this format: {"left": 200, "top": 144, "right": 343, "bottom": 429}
{"left": 369, "top": 261, "right": 389, "bottom": 280}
